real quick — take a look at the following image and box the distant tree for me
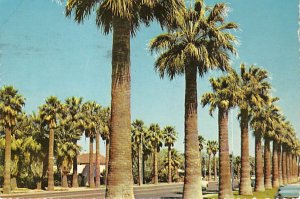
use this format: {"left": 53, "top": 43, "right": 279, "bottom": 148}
{"left": 146, "top": 124, "right": 163, "bottom": 184}
{"left": 131, "top": 119, "right": 146, "bottom": 186}
{"left": 163, "top": 126, "right": 177, "bottom": 183}
{"left": 39, "top": 96, "right": 63, "bottom": 191}
{"left": 64, "top": 97, "right": 83, "bottom": 188}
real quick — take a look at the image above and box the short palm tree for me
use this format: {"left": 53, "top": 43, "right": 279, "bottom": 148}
{"left": 163, "top": 126, "right": 178, "bottom": 183}
{"left": 145, "top": 123, "right": 163, "bottom": 184}
{"left": 149, "top": 1, "right": 237, "bottom": 197}
{"left": 0, "top": 86, "right": 25, "bottom": 194}
{"left": 65, "top": 96, "right": 83, "bottom": 188}
{"left": 201, "top": 71, "right": 240, "bottom": 199}
{"left": 131, "top": 119, "right": 147, "bottom": 186}
{"left": 39, "top": 96, "right": 63, "bottom": 191}
{"left": 237, "top": 64, "right": 271, "bottom": 195}
{"left": 65, "top": 0, "right": 184, "bottom": 196}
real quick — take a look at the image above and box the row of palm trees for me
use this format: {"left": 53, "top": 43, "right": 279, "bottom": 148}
{"left": 198, "top": 137, "right": 219, "bottom": 181}
{"left": 131, "top": 120, "right": 177, "bottom": 185}
{"left": 0, "top": 88, "right": 111, "bottom": 193}
{"left": 200, "top": 65, "right": 300, "bottom": 198}
{"left": 0, "top": 86, "right": 183, "bottom": 193}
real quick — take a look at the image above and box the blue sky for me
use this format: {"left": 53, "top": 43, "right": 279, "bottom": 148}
{"left": 0, "top": 0, "right": 298, "bottom": 156}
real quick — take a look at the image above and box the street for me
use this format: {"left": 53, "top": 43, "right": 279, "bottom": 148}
{"left": 0, "top": 183, "right": 185, "bottom": 199}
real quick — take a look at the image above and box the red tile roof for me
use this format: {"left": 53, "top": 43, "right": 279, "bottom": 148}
{"left": 77, "top": 153, "right": 106, "bottom": 165}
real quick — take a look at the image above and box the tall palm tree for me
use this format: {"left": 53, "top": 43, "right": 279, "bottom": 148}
{"left": 39, "top": 96, "right": 63, "bottom": 191}
{"left": 149, "top": 1, "right": 237, "bottom": 197}
{"left": 82, "top": 101, "right": 101, "bottom": 188}
{"left": 131, "top": 119, "right": 146, "bottom": 186}
{"left": 0, "top": 86, "right": 25, "bottom": 194}
{"left": 237, "top": 64, "right": 271, "bottom": 195}
{"left": 163, "top": 126, "right": 178, "bottom": 183}
{"left": 65, "top": 1, "right": 183, "bottom": 197}
{"left": 65, "top": 97, "right": 83, "bottom": 188}
{"left": 146, "top": 123, "right": 163, "bottom": 184}
{"left": 201, "top": 71, "right": 240, "bottom": 199}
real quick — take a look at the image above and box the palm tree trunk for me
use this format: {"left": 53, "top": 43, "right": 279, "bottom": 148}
{"left": 42, "top": 156, "right": 48, "bottom": 190}
{"left": 138, "top": 142, "right": 143, "bottom": 186}
{"left": 47, "top": 128, "right": 55, "bottom": 191}
{"left": 105, "top": 16, "right": 134, "bottom": 199}
{"left": 218, "top": 107, "right": 233, "bottom": 199}
{"left": 239, "top": 108, "right": 252, "bottom": 195}
{"left": 182, "top": 65, "right": 202, "bottom": 199}
{"left": 72, "top": 140, "right": 79, "bottom": 188}
{"left": 37, "top": 178, "right": 42, "bottom": 190}
{"left": 278, "top": 144, "right": 283, "bottom": 186}
{"left": 105, "top": 139, "right": 109, "bottom": 185}
{"left": 89, "top": 137, "right": 95, "bottom": 188}
{"left": 153, "top": 148, "right": 158, "bottom": 184}
{"left": 264, "top": 137, "right": 272, "bottom": 189}
{"left": 11, "top": 177, "right": 17, "bottom": 190}
{"left": 214, "top": 154, "right": 217, "bottom": 181}
{"left": 254, "top": 133, "right": 264, "bottom": 192}
{"left": 208, "top": 154, "right": 211, "bottom": 181}
{"left": 287, "top": 152, "right": 290, "bottom": 183}
{"left": 282, "top": 145, "right": 287, "bottom": 185}
{"left": 96, "top": 131, "right": 100, "bottom": 188}
{"left": 168, "top": 146, "right": 172, "bottom": 183}
{"left": 62, "top": 172, "right": 68, "bottom": 188}
{"left": 272, "top": 140, "right": 279, "bottom": 188}
{"left": 3, "top": 128, "right": 12, "bottom": 194}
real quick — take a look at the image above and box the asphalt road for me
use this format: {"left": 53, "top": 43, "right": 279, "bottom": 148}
{"left": 0, "top": 183, "right": 185, "bottom": 199}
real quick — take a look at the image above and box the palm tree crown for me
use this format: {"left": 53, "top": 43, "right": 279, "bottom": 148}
{"left": 149, "top": 1, "right": 238, "bottom": 79}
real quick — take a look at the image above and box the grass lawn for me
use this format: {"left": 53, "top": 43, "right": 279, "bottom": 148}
{"left": 204, "top": 188, "right": 278, "bottom": 199}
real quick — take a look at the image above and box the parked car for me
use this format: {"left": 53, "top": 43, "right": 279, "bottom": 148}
{"left": 275, "top": 185, "right": 300, "bottom": 199}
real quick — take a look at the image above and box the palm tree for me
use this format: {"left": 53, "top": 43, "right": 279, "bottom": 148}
{"left": 198, "top": 135, "right": 206, "bottom": 178}
{"left": 65, "top": 97, "right": 83, "bottom": 188}
{"left": 211, "top": 141, "right": 218, "bottom": 181}
{"left": 39, "top": 96, "right": 63, "bottom": 191}
{"left": 65, "top": 1, "right": 183, "bottom": 197}
{"left": 146, "top": 123, "right": 163, "bottom": 184}
{"left": 237, "top": 64, "right": 271, "bottom": 195}
{"left": 131, "top": 119, "right": 146, "bottom": 186}
{"left": 162, "top": 149, "right": 184, "bottom": 182}
{"left": 82, "top": 101, "right": 101, "bottom": 188}
{"left": 100, "top": 107, "right": 110, "bottom": 185}
{"left": 163, "top": 126, "right": 178, "bottom": 183}
{"left": 206, "top": 140, "right": 214, "bottom": 181}
{"left": 149, "top": 1, "right": 237, "bottom": 197}
{"left": 201, "top": 71, "right": 240, "bottom": 198}
{"left": 0, "top": 86, "right": 25, "bottom": 194}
